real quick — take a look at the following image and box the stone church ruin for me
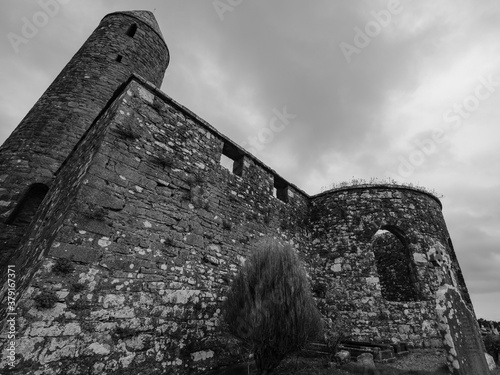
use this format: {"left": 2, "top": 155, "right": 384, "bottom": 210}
{"left": 0, "top": 10, "right": 490, "bottom": 374}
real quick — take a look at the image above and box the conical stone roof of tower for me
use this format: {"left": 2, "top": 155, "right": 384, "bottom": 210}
{"left": 112, "top": 10, "right": 164, "bottom": 40}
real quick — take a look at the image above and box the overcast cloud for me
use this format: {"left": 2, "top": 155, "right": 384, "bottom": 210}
{"left": 1, "top": 0, "right": 499, "bottom": 320}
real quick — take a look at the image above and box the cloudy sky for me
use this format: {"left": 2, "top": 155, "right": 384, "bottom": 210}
{"left": 1, "top": 0, "right": 499, "bottom": 321}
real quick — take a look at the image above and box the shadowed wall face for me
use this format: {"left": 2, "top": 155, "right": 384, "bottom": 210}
{"left": 308, "top": 187, "right": 464, "bottom": 347}
{"left": 372, "top": 229, "right": 420, "bottom": 302}
{"left": 6, "top": 183, "right": 49, "bottom": 227}
{"left": 0, "top": 79, "right": 311, "bottom": 374}
{"left": 0, "top": 11, "right": 169, "bottom": 265}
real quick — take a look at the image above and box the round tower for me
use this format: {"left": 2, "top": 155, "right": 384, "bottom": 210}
{"left": 310, "top": 184, "right": 471, "bottom": 347}
{"left": 0, "top": 11, "right": 169, "bottom": 256}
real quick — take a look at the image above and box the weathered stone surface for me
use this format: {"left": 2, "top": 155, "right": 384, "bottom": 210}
{"left": 0, "top": 10, "right": 169, "bottom": 281}
{"left": 436, "top": 285, "right": 490, "bottom": 375}
{"left": 48, "top": 243, "right": 102, "bottom": 264}
{"left": 485, "top": 353, "right": 496, "bottom": 370}
{"left": 335, "top": 350, "right": 351, "bottom": 363}
{"left": 357, "top": 352, "right": 376, "bottom": 370}
{"left": 0, "top": 9, "right": 481, "bottom": 375}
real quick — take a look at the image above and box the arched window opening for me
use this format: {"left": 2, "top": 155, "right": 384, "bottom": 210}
{"left": 6, "top": 183, "right": 49, "bottom": 227}
{"left": 126, "top": 24, "right": 137, "bottom": 38}
{"left": 372, "top": 227, "right": 420, "bottom": 302}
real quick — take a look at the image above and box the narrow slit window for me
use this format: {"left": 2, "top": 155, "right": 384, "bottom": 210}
{"left": 115, "top": 55, "right": 123, "bottom": 63}
{"left": 273, "top": 176, "right": 289, "bottom": 203}
{"left": 6, "top": 183, "right": 49, "bottom": 227}
{"left": 126, "top": 24, "right": 137, "bottom": 38}
{"left": 220, "top": 142, "right": 244, "bottom": 177}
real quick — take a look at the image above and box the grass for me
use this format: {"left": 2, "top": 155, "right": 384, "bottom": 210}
{"left": 221, "top": 360, "right": 448, "bottom": 375}
{"left": 270, "top": 357, "right": 349, "bottom": 375}
{"left": 204, "top": 349, "right": 464, "bottom": 375}
{"left": 319, "top": 177, "right": 443, "bottom": 198}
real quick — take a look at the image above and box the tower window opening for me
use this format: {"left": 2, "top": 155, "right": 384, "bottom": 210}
{"left": 371, "top": 227, "right": 421, "bottom": 302}
{"left": 6, "top": 183, "right": 49, "bottom": 227}
{"left": 115, "top": 55, "right": 123, "bottom": 63}
{"left": 126, "top": 24, "right": 137, "bottom": 38}
{"left": 220, "top": 141, "right": 244, "bottom": 177}
{"left": 273, "top": 176, "right": 289, "bottom": 203}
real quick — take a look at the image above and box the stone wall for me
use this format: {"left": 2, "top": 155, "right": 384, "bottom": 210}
{"left": 0, "top": 67, "right": 478, "bottom": 373}
{"left": 308, "top": 186, "right": 467, "bottom": 348}
{"left": 0, "top": 83, "right": 126, "bottom": 326}
{"left": 0, "top": 9, "right": 485, "bottom": 374}
{"left": 0, "top": 11, "right": 169, "bottom": 267}
{"left": 0, "top": 77, "right": 312, "bottom": 374}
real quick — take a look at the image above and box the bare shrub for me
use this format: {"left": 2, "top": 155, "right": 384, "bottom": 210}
{"left": 223, "top": 239, "right": 323, "bottom": 375}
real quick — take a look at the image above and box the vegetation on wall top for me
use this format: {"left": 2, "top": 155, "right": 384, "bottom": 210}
{"left": 319, "top": 177, "right": 443, "bottom": 199}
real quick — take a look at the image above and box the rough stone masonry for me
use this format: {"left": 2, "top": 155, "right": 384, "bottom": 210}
{"left": 0, "top": 10, "right": 490, "bottom": 375}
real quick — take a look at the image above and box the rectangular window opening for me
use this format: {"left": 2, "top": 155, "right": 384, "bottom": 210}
{"left": 220, "top": 142, "right": 244, "bottom": 176}
{"left": 220, "top": 154, "right": 234, "bottom": 172}
{"left": 273, "top": 176, "right": 289, "bottom": 203}
{"left": 126, "top": 24, "right": 137, "bottom": 38}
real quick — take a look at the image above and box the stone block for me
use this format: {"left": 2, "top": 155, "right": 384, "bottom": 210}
{"left": 357, "top": 352, "right": 376, "bottom": 370}
{"left": 485, "top": 353, "right": 496, "bottom": 370}
{"left": 83, "top": 188, "right": 125, "bottom": 211}
{"left": 436, "top": 285, "right": 490, "bottom": 374}
{"left": 185, "top": 233, "right": 204, "bottom": 247}
{"left": 78, "top": 218, "right": 112, "bottom": 236}
{"left": 335, "top": 350, "right": 351, "bottom": 363}
{"left": 49, "top": 243, "right": 102, "bottom": 264}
